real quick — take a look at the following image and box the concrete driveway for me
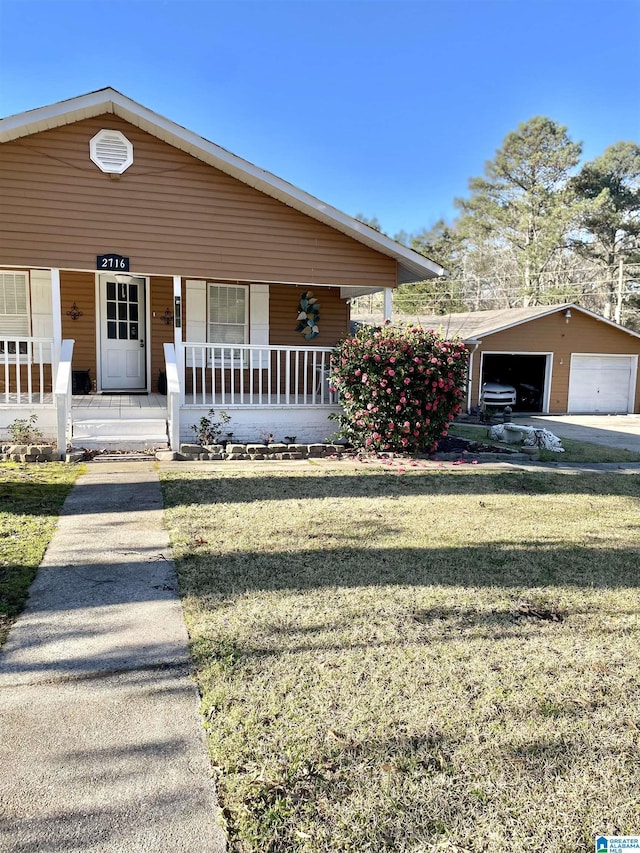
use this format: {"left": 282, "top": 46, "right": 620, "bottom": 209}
{"left": 522, "top": 414, "right": 640, "bottom": 453}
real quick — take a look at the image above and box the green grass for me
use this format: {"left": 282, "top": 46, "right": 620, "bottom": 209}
{"left": 161, "top": 465, "right": 640, "bottom": 853}
{"left": 449, "top": 422, "right": 640, "bottom": 463}
{"left": 0, "top": 462, "right": 82, "bottom": 645}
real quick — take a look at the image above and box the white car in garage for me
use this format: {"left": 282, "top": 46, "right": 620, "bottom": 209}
{"left": 481, "top": 382, "right": 517, "bottom": 408}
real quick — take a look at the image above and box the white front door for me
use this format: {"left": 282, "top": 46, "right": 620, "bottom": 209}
{"left": 99, "top": 275, "right": 147, "bottom": 390}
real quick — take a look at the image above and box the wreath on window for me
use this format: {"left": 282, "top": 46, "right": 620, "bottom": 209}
{"left": 295, "top": 290, "right": 320, "bottom": 340}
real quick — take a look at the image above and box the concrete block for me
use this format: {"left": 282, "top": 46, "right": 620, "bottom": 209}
{"left": 180, "top": 444, "right": 202, "bottom": 455}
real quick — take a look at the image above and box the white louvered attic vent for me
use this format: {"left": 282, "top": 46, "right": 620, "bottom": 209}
{"left": 89, "top": 129, "right": 134, "bottom": 174}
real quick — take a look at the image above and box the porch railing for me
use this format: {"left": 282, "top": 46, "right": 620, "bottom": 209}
{"left": 0, "top": 337, "right": 54, "bottom": 405}
{"left": 183, "top": 343, "right": 337, "bottom": 407}
{"left": 54, "top": 339, "right": 74, "bottom": 459}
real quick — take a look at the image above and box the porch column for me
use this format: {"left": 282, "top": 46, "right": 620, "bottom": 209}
{"left": 383, "top": 288, "right": 393, "bottom": 322}
{"left": 51, "top": 268, "right": 62, "bottom": 379}
{"left": 173, "top": 275, "right": 185, "bottom": 401}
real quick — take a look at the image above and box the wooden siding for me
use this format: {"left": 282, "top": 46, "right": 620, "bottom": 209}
{"left": 269, "top": 285, "right": 349, "bottom": 347}
{"left": 149, "top": 276, "right": 174, "bottom": 393}
{"left": 60, "top": 270, "right": 97, "bottom": 386}
{"left": 469, "top": 310, "right": 640, "bottom": 412}
{"left": 0, "top": 115, "right": 397, "bottom": 288}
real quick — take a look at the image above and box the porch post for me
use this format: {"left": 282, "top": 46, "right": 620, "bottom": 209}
{"left": 383, "top": 288, "right": 393, "bottom": 322}
{"left": 173, "top": 275, "right": 184, "bottom": 402}
{"left": 51, "top": 268, "right": 62, "bottom": 379}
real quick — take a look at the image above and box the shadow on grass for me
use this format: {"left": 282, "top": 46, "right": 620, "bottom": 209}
{"left": 177, "top": 541, "right": 640, "bottom": 593}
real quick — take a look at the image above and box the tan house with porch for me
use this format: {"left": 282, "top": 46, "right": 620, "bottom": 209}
{"left": 0, "top": 88, "right": 442, "bottom": 454}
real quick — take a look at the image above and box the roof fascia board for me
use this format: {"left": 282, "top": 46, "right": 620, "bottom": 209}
{"left": 1, "top": 88, "right": 443, "bottom": 284}
{"left": 0, "top": 88, "right": 118, "bottom": 141}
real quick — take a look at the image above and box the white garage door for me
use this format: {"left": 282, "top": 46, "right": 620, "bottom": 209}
{"left": 568, "top": 355, "right": 636, "bottom": 413}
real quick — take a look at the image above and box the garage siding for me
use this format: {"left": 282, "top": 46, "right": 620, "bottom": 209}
{"left": 469, "top": 310, "right": 640, "bottom": 413}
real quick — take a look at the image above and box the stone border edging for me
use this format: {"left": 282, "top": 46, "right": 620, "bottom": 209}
{"left": 0, "top": 444, "right": 55, "bottom": 463}
{"left": 155, "top": 443, "right": 539, "bottom": 464}
{"left": 159, "top": 442, "right": 347, "bottom": 462}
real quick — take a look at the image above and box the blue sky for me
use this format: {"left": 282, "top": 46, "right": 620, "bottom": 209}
{"left": 1, "top": 0, "right": 638, "bottom": 239}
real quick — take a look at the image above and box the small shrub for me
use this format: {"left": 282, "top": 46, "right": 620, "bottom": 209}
{"left": 7, "top": 414, "right": 43, "bottom": 445}
{"left": 329, "top": 324, "right": 468, "bottom": 452}
{"left": 191, "top": 409, "right": 231, "bottom": 445}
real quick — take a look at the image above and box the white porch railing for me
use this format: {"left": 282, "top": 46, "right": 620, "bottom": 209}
{"left": 163, "top": 342, "right": 181, "bottom": 451}
{"left": 183, "top": 343, "right": 337, "bottom": 407}
{"left": 54, "top": 339, "right": 74, "bottom": 459}
{"left": 0, "top": 337, "right": 54, "bottom": 405}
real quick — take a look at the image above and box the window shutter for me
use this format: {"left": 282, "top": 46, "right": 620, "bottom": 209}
{"left": 0, "top": 272, "right": 30, "bottom": 336}
{"left": 249, "top": 284, "right": 269, "bottom": 365}
{"left": 30, "top": 269, "right": 53, "bottom": 362}
{"left": 185, "top": 280, "right": 207, "bottom": 366}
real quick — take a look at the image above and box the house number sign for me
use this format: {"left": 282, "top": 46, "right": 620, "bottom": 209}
{"left": 97, "top": 253, "right": 130, "bottom": 271}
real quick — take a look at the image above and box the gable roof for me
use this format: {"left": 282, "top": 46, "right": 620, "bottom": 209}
{"left": 361, "top": 303, "right": 640, "bottom": 341}
{"left": 0, "top": 88, "right": 443, "bottom": 286}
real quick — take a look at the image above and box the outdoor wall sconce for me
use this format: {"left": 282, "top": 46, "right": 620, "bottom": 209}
{"left": 66, "top": 302, "right": 83, "bottom": 321}
{"left": 160, "top": 308, "right": 174, "bottom": 325}
{"left": 564, "top": 308, "right": 572, "bottom": 323}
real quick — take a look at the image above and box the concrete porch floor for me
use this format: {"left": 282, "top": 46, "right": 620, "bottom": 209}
{"left": 72, "top": 393, "right": 168, "bottom": 419}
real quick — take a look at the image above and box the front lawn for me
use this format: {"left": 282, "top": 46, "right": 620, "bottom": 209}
{"left": 162, "top": 465, "right": 640, "bottom": 853}
{"left": 0, "top": 462, "right": 81, "bottom": 645}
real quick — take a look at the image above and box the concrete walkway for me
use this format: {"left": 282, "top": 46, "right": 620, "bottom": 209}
{"left": 0, "top": 463, "right": 226, "bottom": 853}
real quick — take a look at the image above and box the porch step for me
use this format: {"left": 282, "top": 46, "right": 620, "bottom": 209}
{"left": 72, "top": 418, "right": 169, "bottom": 451}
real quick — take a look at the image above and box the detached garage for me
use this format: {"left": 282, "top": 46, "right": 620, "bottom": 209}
{"left": 413, "top": 304, "right": 640, "bottom": 414}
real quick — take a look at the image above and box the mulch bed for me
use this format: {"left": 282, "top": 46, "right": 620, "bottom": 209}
{"left": 430, "top": 435, "right": 514, "bottom": 457}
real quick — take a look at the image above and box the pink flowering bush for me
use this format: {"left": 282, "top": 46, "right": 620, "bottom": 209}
{"left": 329, "top": 324, "right": 468, "bottom": 452}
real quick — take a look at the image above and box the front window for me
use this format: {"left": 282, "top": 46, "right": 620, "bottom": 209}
{"left": 208, "top": 283, "right": 248, "bottom": 345}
